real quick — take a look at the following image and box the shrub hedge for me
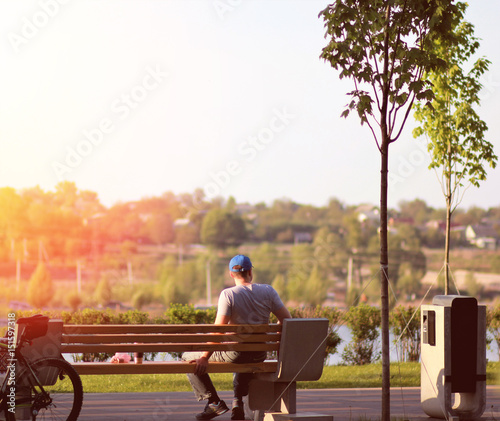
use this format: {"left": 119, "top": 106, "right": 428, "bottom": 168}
{"left": 13, "top": 303, "right": 500, "bottom": 365}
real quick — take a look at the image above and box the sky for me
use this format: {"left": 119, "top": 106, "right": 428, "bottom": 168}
{"left": 1, "top": 0, "right": 499, "bottom": 211}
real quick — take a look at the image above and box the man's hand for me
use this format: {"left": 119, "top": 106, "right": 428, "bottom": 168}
{"left": 189, "top": 356, "right": 209, "bottom": 376}
{"left": 188, "top": 312, "right": 229, "bottom": 376}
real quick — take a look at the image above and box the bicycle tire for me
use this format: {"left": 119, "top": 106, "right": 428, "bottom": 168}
{"left": 4, "top": 357, "right": 83, "bottom": 421}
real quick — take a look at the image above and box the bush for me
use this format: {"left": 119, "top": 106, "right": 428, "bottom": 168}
{"left": 342, "top": 304, "right": 381, "bottom": 365}
{"left": 158, "top": 303, "right": 216, "bottom": 325}
{"left": 289, "top": 306, "right": 343, "bottom": 362}
{"left": 119, "top": 310, "right": 151, "bottom": 324}
{"left": 487, "top": 304, "right": 500, "bottom": 360}
{"left": 68, "top": 308, "right": 119, "bottom": 325}
{"left": 390, "top": 305, "right": 420, "bottom": 362}
{"left": 155, "top": 303, "right": 216, "bottom": 359}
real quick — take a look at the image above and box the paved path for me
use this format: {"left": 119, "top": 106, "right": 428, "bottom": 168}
{"left": 77, "top": 387, "right": 500, "bottom": 421}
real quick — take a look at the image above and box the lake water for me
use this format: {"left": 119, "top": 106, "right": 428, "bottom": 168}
{"left": 326, "top": 325, "right": 499, "bottom": 365}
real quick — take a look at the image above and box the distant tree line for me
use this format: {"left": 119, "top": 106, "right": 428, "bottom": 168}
{"left": 2, "top": 182, "right": 500, "bottom": 264}
{"left": 2, "top": 182, "right": 500, "bottom": 308}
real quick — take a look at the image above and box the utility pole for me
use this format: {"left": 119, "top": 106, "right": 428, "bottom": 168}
{"left": 347, "top": 256, "right": 353, "bottom": 293}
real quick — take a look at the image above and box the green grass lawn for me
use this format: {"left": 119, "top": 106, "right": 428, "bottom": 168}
{"left": 78, "top": 362, "right": 499, "bottom": 393}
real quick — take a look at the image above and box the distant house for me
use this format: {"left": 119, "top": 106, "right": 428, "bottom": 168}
{"left": 465, "top": 225, "right": 499, "bottom": 250}
{"left": 425, "top": 220, "right": 463, "bottom": 233}
{"left": 356, "top": 205, "right": 379, "bottom": 223}
{"left": 294, "top": 232, "right": 313, "bottom": 244}
{"left": 389, "top": 217, "right": 414, "bottom": 226}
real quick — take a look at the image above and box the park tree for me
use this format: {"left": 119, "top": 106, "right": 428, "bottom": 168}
{"left": 95, "top": 276, "right": 113, "bottom": 306}
{"left": 313, "top": 226, "right": 346, "bottom": 280}
{"left": 320, "top": 1, "right": 459, "bottom": 418}
{"left": 27, "top": 261, "right": 54, "bottom": 308}
{"left": 200, "top": 209, "right": 247, "bottom": 249}
{"left": 454, "top": 206, "right": 487, "bottom": 227}
{"left": 53, "top": 181, "right": 79, "bottom": 209}
{"left": 397, "top": 261, "right": 424, "bottom": 299}
{"left": 102, "top": 202, "right": 143, "bottom": 243}
{"left": 163, "top": 277, "right": 190, "bottom": 305}
{"left": 158, "top": 255, "right": 207, "bottom": 303}
{"left": 137, "top": 195, "right": 180, "bottom": 245}
{"left": 74, "top": 188, "right": 105, "bottom": 219}
{"left": 286, "top": 243, "right": 314, "bottom": 303}
{"left": 271, "top": 274, "right": 287, "bottom": 303}
{"left": 132, "top": 288, "right": 154, "bottom": 310}
{"left": 342, "top": 214, "right": 365, "bottom": 250}
{"left": 398, "top": 199, "right": 432, "bottom": 226}
{"left": 146, "top": 213, "right": 175, "bottom": 245}
{"left": 325, "top": 198, "right": 345, "bottom": 226}
{"left": 67, "top": 290, "right": 83, "bottom": 312}
{"left": 251, "top": 242, "right": 281, "bottom": 284}
{"left": 413, "top": 2, "right": 496, "bottom": 294}
{"left": 305, "top": 264, "right": 328, "bottom": 307}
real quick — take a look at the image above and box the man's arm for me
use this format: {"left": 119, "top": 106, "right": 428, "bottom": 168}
{"left": 190, "top": 314, "right": 230, "bottom": 375}
{"left": 274, "top": 306, "right": 292, "bottom": 324}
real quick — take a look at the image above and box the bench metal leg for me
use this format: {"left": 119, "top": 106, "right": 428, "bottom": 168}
{"left": 277, "top": 381, "right": 296, "bottom": 414}
{"left": 249, "top": 379, "right": 297, "bottom": 413}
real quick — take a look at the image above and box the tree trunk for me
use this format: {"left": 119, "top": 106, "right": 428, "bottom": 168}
{"left": 444, "top": 197, "right": 451, "bottom": 295}
{"left": 380, "top": 7, "right": 391, "bottom": 420}
{"left": 380, "top": 138, "right": 390, "bottom": 421}
{"left": 444, "top": 147, "right": 452, "bottom": 295}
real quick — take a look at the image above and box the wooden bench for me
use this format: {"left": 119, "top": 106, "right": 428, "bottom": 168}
{"left": 62, "top": 323, "right": 280, "bottom": 375}
{"left": 59, "top": 318, "right": 332, "bottom": 421}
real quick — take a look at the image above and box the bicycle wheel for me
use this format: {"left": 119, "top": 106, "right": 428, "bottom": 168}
{"left": 5, "top": 357, "right": 83, "bottom": 421}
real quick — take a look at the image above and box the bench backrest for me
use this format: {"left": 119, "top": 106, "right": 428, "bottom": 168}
{"left": 62, "top": 319, "right": 329, "bottom": 381}
{"left": 275, "top": 318, "right": 329, "bottom": 382}
{"left": 61, "top": 323, "right": 282, "bottom": 354}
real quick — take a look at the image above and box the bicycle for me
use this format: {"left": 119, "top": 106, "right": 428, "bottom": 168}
{"left": 0, "top": 315, "right": 83, "bottom": 420}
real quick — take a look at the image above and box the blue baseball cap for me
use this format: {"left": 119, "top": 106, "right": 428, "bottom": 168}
{"left": 229, "top": 255, "right": 253, "bottom": 272}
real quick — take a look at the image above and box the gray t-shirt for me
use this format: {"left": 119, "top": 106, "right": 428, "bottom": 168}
{"left": 217, "top": 283, "right": 285, "bottom": 324}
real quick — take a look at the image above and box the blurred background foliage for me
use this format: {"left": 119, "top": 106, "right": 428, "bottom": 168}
{"left": 1, "top": 182, "right": 500, "bottom": 313}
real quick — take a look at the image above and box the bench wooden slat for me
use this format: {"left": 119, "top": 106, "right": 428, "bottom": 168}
{"left": 62, "top": 333, "right": 281, "bottom": 344}
{"left": 62, "top": 342, "right": 279, "bottom": 354}
{"left": 71, "top": 361, "right": 278, "bottom": 375}
{"left": 63, "top": 324, "right": 281, "bottom": 335}
{"left": 61, "top": 323, "right": 285, "bottom": 378}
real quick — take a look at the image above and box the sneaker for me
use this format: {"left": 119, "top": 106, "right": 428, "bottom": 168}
{"left": 231, "top": 404, "right": 246, "bottom": 420}
{"left": 196, "top": 400, "right": 229, "bottom": 420}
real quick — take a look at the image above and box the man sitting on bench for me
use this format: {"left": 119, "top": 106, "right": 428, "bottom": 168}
{"left": 183, "top": 254, "right": 292, "bottom": 420}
